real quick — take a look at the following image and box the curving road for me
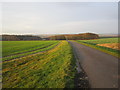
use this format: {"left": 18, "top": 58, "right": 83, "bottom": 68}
{"left": 69, "top": 41, "right": 119, "bottom": 88}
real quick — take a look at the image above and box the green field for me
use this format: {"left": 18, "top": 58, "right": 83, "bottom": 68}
{"left": 3, "top": 41, "right": 60, "bottom": 57}
{"left": 2, "top": 41, "right": 60, "bottom": 61}
{"left": 3, "top": 41, "right": 76, "bottom": 88}
{"left": 77, "top": 38, "right": 120, "bottom": 58}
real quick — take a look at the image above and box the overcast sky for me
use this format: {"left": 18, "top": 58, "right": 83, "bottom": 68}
{"left": 2, "top": 2, "right": 118, "bottom": 35}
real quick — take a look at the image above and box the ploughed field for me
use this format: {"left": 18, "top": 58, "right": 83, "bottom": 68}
{"left": 2, "top": 41, "right": 76, "bottom": 88}
{"left": 77, "top": 37, "right": 120, "bottom": 58}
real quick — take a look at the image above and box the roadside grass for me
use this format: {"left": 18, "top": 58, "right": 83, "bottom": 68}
{"left": 2, "top": 41, "right": 59, "bottom": 57}
{"left": 76, "top": 38, "right": 120, "bottom": 58}
{"left": 2, "top": 41, "right": 59, "bottom": 61}
{"left": 3, "top": 41, "right": 76, "bottom": 88}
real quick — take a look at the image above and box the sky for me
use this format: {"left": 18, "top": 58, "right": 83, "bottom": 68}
{"left": 1, "top": 2, "right": 118, "bottom": 35}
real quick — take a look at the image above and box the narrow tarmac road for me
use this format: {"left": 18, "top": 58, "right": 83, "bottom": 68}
{"left": 69, "top": 41, "right": 119, "bottom": 88}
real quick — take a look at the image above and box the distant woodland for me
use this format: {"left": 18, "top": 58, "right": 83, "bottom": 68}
{"left": 2, "top": 35, "right": 42, "bottom": 41}
{"left": 49, "top": 33, "right": 99, "bottom": 40}
{"left": 2, "top": 33, "right": 99, "bottom": 41}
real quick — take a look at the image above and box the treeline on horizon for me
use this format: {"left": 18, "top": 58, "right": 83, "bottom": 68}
{"left": 49, "top": 33, "right": 99, "bottom": 40}
{"left": 1, "top": 33, "right": 99, "bottom": 41}
{"left": 1, "top": 35, "right": 42, "bottom": 41}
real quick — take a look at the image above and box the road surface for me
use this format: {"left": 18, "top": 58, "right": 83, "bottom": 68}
{"left": 69, "top": 41, "right": 119, "bottom": 88}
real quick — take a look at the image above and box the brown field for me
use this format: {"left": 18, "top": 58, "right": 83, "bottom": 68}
{"left": 97, "top": 43, "right": 120, "bottom": 50}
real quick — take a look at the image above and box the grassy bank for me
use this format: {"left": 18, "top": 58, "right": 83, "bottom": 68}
{"left": 3, "top": 41, "right": 76, "bottom": 88}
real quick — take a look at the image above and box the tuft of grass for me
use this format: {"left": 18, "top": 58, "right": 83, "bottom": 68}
{"left": 3, "top": 41, "right": 76, "bottom": 88}
{"left": 76, "top": 38, "right": 120, "bottom": 58}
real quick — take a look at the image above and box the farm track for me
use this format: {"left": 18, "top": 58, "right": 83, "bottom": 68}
{"left": 3, "top": 41, "right": 61, "bottom": 62}
{"left": 69, "top": 41, "right": 119, "bottom": 88}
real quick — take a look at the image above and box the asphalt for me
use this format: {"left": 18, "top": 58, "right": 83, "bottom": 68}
{"left": 68, "top": 41, "right": 119, "bottom": 88}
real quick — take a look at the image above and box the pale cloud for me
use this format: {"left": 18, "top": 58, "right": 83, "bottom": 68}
{"left": 45, "top": 19, "right": 117, "bottom": 34}
{"left": 2, "top": 2, "right": 118, "bottom": 34}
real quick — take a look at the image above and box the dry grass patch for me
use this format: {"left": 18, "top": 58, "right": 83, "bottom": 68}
{"left": 97, "top": 43, "right": 120, "bottom": 50}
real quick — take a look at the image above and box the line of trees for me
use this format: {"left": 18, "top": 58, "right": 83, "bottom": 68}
{"left": 2, "top": 35, "right": 42, "bottom": 41}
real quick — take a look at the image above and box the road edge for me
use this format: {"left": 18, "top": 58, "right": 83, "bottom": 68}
{"left": 68, "top": 40, "right": 90, "bottom": 88}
